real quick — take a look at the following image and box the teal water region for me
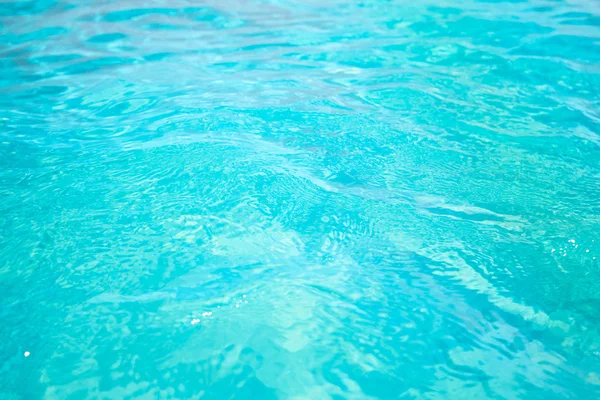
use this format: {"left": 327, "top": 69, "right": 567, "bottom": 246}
{"left": 1, "top": 0, "right": 600, "bottom": 398}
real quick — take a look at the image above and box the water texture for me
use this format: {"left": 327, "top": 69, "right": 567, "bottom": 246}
{"left": 1, "top": 0, "right": 600, "bottom": 398}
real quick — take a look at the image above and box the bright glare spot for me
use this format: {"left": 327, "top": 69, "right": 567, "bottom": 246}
{"left": 24, "top": 351, "right": 30, "bottom": 357}
{"left": 191, "top": 319, "right": 200, "bottom": 325}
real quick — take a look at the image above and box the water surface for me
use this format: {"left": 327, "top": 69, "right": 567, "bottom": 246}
{"left": 1, "top": 0, "right": 600, "bottom": 398}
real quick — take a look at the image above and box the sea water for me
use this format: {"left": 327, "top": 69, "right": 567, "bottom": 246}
{"left": 1, "top": 0, "right": 600, "bottom": 398}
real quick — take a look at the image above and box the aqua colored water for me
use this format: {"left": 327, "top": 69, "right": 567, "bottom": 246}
{"left": 1, "top": 0, "right": 600, "bottom": 398}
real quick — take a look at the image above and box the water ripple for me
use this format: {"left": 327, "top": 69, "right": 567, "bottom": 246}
{"left": 1, "top": 0, "right": 600, "bottom": 398}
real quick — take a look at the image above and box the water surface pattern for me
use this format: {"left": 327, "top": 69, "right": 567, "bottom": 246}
{"left": 1, "top": 0, "right": 600, "bottom": 398}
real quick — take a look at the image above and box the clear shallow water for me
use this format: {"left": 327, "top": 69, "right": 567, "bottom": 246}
{"left": 1, "top": 0, "right": 600, "bottom": 398}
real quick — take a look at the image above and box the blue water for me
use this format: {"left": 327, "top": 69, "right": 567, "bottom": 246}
{"left": 1, "top": 0, "right": 600, "bottom": 398}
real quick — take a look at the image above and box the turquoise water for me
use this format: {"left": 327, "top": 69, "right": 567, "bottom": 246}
{"left": 1, "top": 0, "right": 600, "bottom": 398}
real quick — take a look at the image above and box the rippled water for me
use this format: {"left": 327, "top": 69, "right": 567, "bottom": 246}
{"left": 1, "top": 0, "right": 600, "bottom": 398}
